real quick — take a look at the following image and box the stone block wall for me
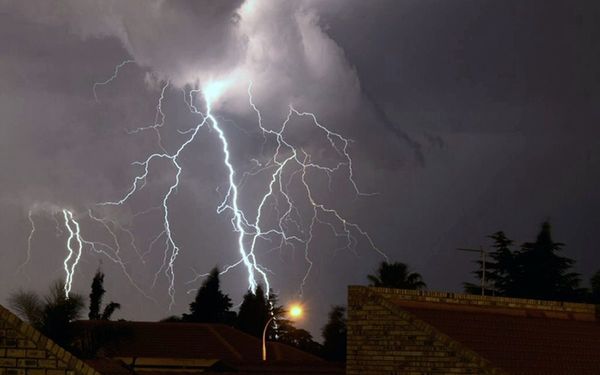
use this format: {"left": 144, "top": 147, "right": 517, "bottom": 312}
{"left": 0, "top": 305, "right": 100, "bottom": 375}
{"left": 347, "top": 286, "right": 505, "bottom": 375}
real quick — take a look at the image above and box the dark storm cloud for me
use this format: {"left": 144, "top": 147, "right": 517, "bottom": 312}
{"left": 319, "top": 0, "right": 600, "bottom": 134}
{"left": 4, "top": 0, "right": 247, "bottom": 84}
{"left": 1, "top": 0, "right": 600, "bottom": 337}
{"left": 315, "top": 0, "right": 600, "bottom": 291}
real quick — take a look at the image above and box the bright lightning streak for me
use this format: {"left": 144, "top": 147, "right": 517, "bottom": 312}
{"left": 205, "top": 89, "right": 269, "bottom": 294}
{"left": 99, "top": 77, "right": 275, "bottom": 305}
{"left": 243, "top": 83, "right": 388, "bottom": 297}
{"left": 99, "top": 86, "right": 212, "bottom": 307}
{"left": 54, "top": 207, "right": 158, "bottom": 301}
{"left": 62, "top": 209, "right": 83, "bottom": 297}
{"left": 81, "top": 61, "right": 387, "bottom": 305}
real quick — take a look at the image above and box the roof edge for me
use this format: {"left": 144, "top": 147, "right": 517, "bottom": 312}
{"left": 349, "top": 285, "right": 597, "bottom": 316}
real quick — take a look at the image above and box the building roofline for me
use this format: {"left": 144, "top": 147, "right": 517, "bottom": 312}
{"left": 349, "top": 285, "right": 597, "bottom": 316}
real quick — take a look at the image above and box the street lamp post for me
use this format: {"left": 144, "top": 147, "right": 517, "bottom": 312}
{"left": 262, "top": 304, "right": 303, "bottom": 361}
{"left": 262, "top": 316, "right": 275, "bottom": 361}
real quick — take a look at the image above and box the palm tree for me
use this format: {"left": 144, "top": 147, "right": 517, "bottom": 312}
{"left": 9, "top": 280, "right": 85, "bottom": 348}
{"left": 367, "top": 261, "right": 427, "bottom": 290}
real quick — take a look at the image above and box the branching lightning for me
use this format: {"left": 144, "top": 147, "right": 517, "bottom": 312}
{"left": 127, "top": 81, "right": 170, "bottom": 153}
{"left": 30, "top": 58, "right": 387, "bottom": 306}
{"left": 55, "top": 207, "right": 156, "bottom": 300}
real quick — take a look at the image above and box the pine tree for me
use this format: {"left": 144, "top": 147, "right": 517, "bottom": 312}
{"left": 464, "top": 231, "right": 516, "bottom": 296}
{"left": 184, "top": 267, "right": 232, "bottom": 324}
{"left": 511, "top": 221, "right": 585, "bottom": 301}
{"left": 322, "top": 305, "right": 347, "bottom": 362}
{"left": 235, "top": 285, "right": 271, "bottom": 337}
{"left": 487, "top": 231, "right": 518, "bottom": 295}
{"left": 88, "top": 271, "right": 105, "bottom": 320}
{"left": 88, "top": 270, "right": 120, "bottom": 320}
{"left": 235, "top": 287, "right": 321, "bottom": 354}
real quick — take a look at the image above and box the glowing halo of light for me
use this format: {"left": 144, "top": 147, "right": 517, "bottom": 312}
{"left": 288, "top": 304, "right": 303, "bottom": 319}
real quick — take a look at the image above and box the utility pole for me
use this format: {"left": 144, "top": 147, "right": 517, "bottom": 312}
{"left": 457, "top": 246, "right": 487, "bottom": 296}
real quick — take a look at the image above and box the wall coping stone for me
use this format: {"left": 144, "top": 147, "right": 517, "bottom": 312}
{"left": 349, "top": 285, "right": 596, "bottom": 315}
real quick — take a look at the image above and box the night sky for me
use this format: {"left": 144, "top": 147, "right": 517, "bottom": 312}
{"left": 1, "top": 0, "right": 599, "bottom": 338}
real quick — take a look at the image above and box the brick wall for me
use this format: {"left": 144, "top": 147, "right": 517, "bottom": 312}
{"left": 347, "top": 286, "right": 506, "bottom": 375}
{"left": 0, "top": 305, "right": 100, "bottom": 375}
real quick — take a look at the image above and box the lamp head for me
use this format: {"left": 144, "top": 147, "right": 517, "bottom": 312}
{"left": 289, "top": 304, "right": 303, "bottom": 319}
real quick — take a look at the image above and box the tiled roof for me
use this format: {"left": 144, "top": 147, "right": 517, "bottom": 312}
{"left": 203, "top": 363, "right": 345, "bottom": 374}
{"left": 84, "top": 358, "right": 134, "bottom": 375}
{"left": 73, "top": 321, "right": 324, "bottom": 364}
{"left": 386, "top": 290, "right": 600, "bottom": 374}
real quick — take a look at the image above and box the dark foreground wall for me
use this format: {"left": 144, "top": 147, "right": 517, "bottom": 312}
{"left": 0, "top": 305, "right": 100, "bottom": 375}
{"left": 347, "top": 286, "right": 599, "bottom": 375}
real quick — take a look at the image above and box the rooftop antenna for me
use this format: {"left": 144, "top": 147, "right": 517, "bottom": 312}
{"left": 457, "top": 246, "right": 488, "bottom": 296}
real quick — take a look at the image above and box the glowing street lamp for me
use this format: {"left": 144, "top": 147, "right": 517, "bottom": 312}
{"left": 262, "top": 304, "right": 304, "bottom": 361}
{"left": 289, "top": 304, "right": 303, "bottom": 319}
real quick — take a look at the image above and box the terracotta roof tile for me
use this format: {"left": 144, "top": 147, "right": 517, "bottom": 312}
{"left": 394, "top": 300, "right": 600, "bottom": 374}
{"left": 85, "top": 358, "right": 133, "bottom": 375}
{"left": 73, "top": 321, "right": 324, "bottom": 365}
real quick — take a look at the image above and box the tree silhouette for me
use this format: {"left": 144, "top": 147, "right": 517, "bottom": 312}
{"left": 511, "top": 222, "right": 585, "bottom": 301}
{"left": 276, "top": 321, "right": 322, "bottom": 356}
{"left": 591, "top": 270, "right": 600, "bottom": 303}
{"left": 88, "top": 270, "right": 121, "bottom": 320}
{"left": 322, "top": 305, "right": 346, "bottom": 362}
{"left": 367, "top": 261, "right": 426, "bottom": 290}
{"left": 234, "top": 286, "right": 319, "bottom": 352}
{"left": 183, "top": 267, "right": 233, "bottom": 324}
{"left": 465, "top": 222, "right": 587, "bottom": 301}
{"left": 235, "top": 285, "right": 271, "bottom": 338}
{"left": 9, "top": 280, "right": 84, "bottom": 348}
{"left": 464, "top": 231, "right": 516, "bottom": 295}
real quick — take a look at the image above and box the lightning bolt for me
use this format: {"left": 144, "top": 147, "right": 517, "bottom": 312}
{"left": 98, "top": 85, "right": 209, "bottom": 307}
{"left": 49, "top": 58, "right": 387, "bottom": 305}
{"left": 205, "top": 89, "right": 271, "bottom": 294}
{"left": 100, "top": 80, "right": 272, "bottom": 307}
{"left": 242, "top": 83, "right": 388, "bottom": 297}
{"left": 127, "top": 80, "right": 170, "bottom": 153}
{"left": 62, "top": 209, "right": 83, "bottom": 296}
{"left": 56, "top": 207, "right": 157, "bottom": 301}
{"left": 93, "top": 59, "right": 135, "bottom": 102}
{"left": 16, "top": 210, "right": 36, "bottom": 277}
